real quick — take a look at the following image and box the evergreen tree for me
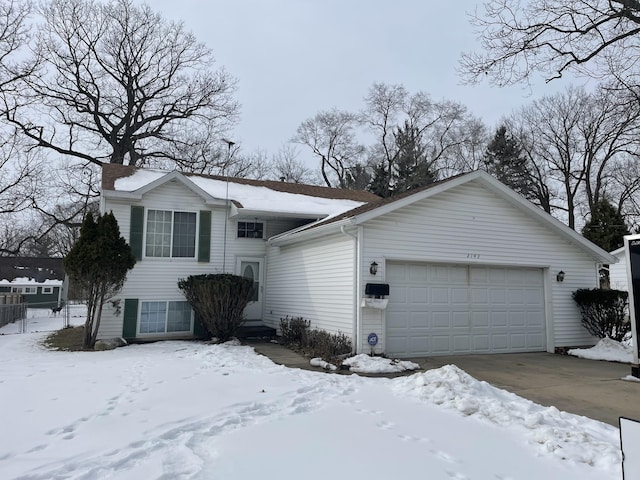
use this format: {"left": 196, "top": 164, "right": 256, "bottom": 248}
{"left": 582, "top": 199, "right": 630, "bottom": 252}
{"left": 64, "top": 212, "right": 136, "bottom": 348}
{"left": 484, "top": 125, "right": 535, "bottom": 200}
{"left": 393, "top": 121, "right": 437, "bottom": 194}
{"left": 367, "top": 161, "right": 393, "bottom": 198}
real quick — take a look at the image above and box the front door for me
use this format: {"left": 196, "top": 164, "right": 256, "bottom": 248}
{"left": 236, "top": 257, "right": 264, "bottom": 321}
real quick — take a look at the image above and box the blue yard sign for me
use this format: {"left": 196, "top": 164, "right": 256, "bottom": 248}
{"left": 367, "top": 332, "right": 378, "bottom": 346}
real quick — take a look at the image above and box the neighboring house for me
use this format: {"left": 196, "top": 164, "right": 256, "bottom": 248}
{"left": 609, "top": 246, "right": 628, "bottom": 291}
{"left": 0, "top": 257, "right": 67, "bottom": 308}
{"left": 99, "top": 164, "right": 616, "bottom": 357}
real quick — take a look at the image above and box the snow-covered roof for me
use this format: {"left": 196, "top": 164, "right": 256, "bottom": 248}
{"left": 0, "top": 257, "right": 65, "bottom": 284}
{"left": 0, "top": 278, "right": 63, "bottom": 286}
{"left": 102, "top": 164, "right": 378, "bottom": 219}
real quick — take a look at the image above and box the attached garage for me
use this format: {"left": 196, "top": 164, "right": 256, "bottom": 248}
{"left": 386, "top": 263, "right": 546, "bottom": 356}
{"left": 267, "top": 170, "right": 618, "bottom": 357}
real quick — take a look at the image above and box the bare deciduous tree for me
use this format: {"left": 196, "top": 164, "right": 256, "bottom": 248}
{"left": 293, "top": 109, "right": 364, "bottom": 188}
{"left": 510, "top": 85, "right": 640, "bottom": 229}
{"left": 5, "top": 0, "right": 238, "bottom": 169}
{"left": 460, "top": 0, "right": 640, "bottom": 87}
{"left": 361, "top": 82, "right": 486, "bottom": 191}
{"left": 271, "top": 144, "right": 319, "bottom": 184}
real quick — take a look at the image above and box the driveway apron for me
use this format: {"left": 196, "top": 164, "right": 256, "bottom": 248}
{"left": 419, "top": 352, "right": 639, "bottom": 427}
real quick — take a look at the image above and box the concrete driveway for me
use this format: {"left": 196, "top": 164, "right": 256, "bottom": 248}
{"left": 419, "top": 352, "right": 639, "bottom": 427}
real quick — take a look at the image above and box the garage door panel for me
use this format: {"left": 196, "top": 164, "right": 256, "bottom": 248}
{"left": 431, "top": 335, "right": 451, "bottom": 354}
{"left": 490, "top": 311, "right": 508, "bottom": 327}
{"left": 470, "top": 311, "right": 488, "bottom": 327}
{"left": 386, "top": 263, "right": 546, "bottom": 356}
{"left": 432, "top": 311, "right": 452, "bottom": 328}
{"left": 453, "top": 311, "right": 470, "bottom": 327}
{"left": 410, "top": 287, "right": 428, "bottom": 303}
{"left": 509, "top": 311, "right": 525, "bottom": 327}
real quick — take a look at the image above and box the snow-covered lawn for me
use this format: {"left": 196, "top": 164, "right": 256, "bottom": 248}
{"left": 0, "top": 308, "right": 622, "bottom": 479}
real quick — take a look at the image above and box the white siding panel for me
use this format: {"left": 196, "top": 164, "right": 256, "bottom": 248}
{"left": 360, "top": 181, "right": 599, "bottom": 354}
{"left": 98, "top": 181, "right": 297, "bottom": 339}
{"left": 610, "top": 251, "right": 628, "bottom": 291}
{"left": 264, "top": 234, "right": 354, "bottom": 336}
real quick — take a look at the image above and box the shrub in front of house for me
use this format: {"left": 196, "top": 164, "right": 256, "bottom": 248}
{"left": 572, "top": 288, "right": 629, "bottom": 342}
{"left": 279, "top": 316, "right": 352, "bottom": 362}
{"left": 178, "top": 274, "right": 254, "bottom": 341}
{"left": 279, "top": 316, "right": 310, "bottom": 347}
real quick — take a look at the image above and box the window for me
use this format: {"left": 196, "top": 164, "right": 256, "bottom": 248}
{"left": 42, "top": 287, "right": 54, "bottom": 294}
{"left": 11, "top": 286, "right": 37, "bottom": 294}
{"left": 145, "top": 210, "right": 196, "bottom": 258}
{"left": 237, "top": 221, "right": 264, "bottom": 239}
{"left": 139, "top": 301, "right": 193, "bottom": 334}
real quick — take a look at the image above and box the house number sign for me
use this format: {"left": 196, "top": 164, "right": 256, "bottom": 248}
{"left": 367, "top": 333, "right": 379, "bottom": 346}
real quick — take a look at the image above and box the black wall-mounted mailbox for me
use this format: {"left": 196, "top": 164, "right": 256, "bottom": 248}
{"left": 365, "top": 283, "right": 390, "bottom": 297}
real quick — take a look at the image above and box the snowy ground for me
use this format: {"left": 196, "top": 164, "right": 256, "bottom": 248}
{"left": 0, "top": 308, "right": 622, "bottom": 479}
{"left": 569, "top": 337, "right": 634, "bottom": 364}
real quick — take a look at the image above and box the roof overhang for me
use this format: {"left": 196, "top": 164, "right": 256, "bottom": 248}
{"left": 102, "top": 171, "right": 228, "bottom": 206}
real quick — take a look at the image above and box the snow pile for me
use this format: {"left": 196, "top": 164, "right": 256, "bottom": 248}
{"left": 393, "top": 364, "right": 621, "bottom": 471}
{"left": 568, "top": 338, "right": 633, "bottom": 363}
{"left": 310, "top": 357, "right": 337, "bottom": 370}
{"left": 343, "top": 354, "right": 420, "bottom": 373}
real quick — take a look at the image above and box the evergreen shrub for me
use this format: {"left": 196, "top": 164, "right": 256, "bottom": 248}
{"left": 178, "top": 274, "right": 254, "bottom": 341}
{"left": 572, "top": 288, "right": 629, "bottom": 341}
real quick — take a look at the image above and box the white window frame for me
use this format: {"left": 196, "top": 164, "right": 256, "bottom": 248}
{"left": 237, "top": 220, "right": 265, "bottom": 239}
{"left": 42, "top": 286, "right": 54, "bottom": 294}
{"left": 144, "top": 209, "right": 199, "bottom": 259}
{"left": 137, "top": 300, "right": 194, "bottom": 336}
{"left": 11, "top": 286, "right": 37, "bottom": 295}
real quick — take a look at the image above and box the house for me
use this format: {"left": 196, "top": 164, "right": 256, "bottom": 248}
{"left": 99, "top": 164, "right": 616, "bottom": 357}
{"left": 0, "top": 257, "right": 67, "bottom": 308}
{"left": 609, "top": 246, "right": 628, "bottom": 291}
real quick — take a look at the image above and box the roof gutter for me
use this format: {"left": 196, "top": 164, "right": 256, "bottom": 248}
{"left": 341, "top": 225, "right": 361, "bottom": 355}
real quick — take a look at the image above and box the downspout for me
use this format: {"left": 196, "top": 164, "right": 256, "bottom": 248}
{"left": 341, "top": 225, "right": 361, "bottom": 354}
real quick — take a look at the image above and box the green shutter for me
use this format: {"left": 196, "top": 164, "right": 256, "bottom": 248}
{"left": 193, "top": 313, "right": 208, "bottom": 338}
{"left": 130, "top": 206, "right": 144, "bottom": 260}
{"left": 122, "top": 298, "right": 139, "bottom": 339}
{"left": 198, "top": 210, "right": 211, "bottom": 262}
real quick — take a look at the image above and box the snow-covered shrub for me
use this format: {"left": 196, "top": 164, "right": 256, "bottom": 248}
{"left": 572, "top": 288, "right": 629, "bottom": 341}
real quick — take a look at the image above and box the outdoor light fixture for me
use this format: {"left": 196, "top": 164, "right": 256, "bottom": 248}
{"left": 370, "top": 261, "right": 378, "bottom": 276}
{"left": 556, "top": 270, "right": 565, "bottom": 282}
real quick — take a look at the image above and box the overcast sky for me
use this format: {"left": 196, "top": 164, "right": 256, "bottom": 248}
{"left": 147, "top": 0, "right": 578, "bottom": 163}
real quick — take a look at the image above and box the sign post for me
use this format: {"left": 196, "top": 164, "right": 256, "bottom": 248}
{"left": 624, "top": 235, "right": 640, "bottom": 376}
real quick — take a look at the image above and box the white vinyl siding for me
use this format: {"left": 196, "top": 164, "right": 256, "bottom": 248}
{"left": 359, "top": 180, "right": 599, "bottom": 354}
{"left": 609, "top": 251, "right": 628, "bottom": 291}
{"left": 264, "top": 233, "right": 354, "bottom": 336}
{"left": 98, "top": 179, "right": 317, "bottom": 340}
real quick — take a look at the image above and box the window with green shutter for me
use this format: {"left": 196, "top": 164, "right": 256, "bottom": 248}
{"left": 130, "top": 206, "right": 144, "bottom": 260}
{"left": 122, "top": 298, "right": 139, "bottom": 339}
{"left": 198, "top": 210, "right": 211, "bottom": 262}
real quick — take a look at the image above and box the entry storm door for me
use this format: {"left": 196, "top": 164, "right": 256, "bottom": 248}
{"left": 237, "top": 257, "right": 264, "bottom": 321}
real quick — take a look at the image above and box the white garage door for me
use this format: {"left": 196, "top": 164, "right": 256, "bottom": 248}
{"left": 386, "top": 263, "right": 546, "bottom": 356}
